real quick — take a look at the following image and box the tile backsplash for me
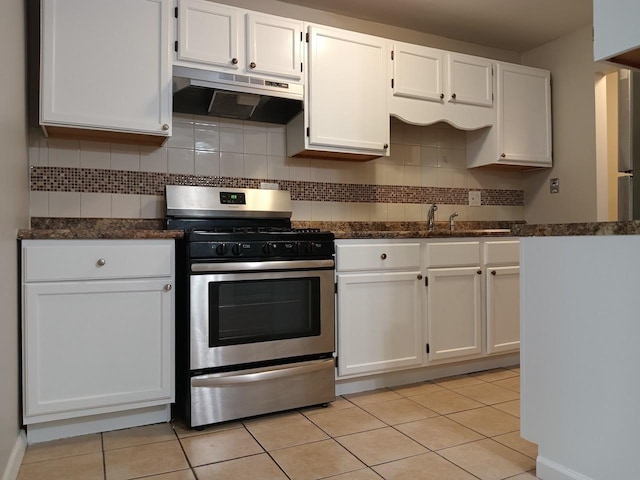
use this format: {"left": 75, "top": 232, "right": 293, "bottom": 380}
{"left": 29, "top": 114, "right": 524, "bottom": 223}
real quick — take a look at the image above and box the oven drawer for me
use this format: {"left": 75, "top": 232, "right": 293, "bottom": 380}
{"left": 189, "top": 358, "right": 335, "bottom": 426}
{"left": 23, "top": 239, "right": 173, "bottom": 282}
{"left": 336, "top": 243, "right": 421, "bottom": 271}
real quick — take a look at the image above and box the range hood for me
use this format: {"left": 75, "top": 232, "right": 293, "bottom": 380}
{"left": 172, "top": 66, "right": 303, "bottom": 124}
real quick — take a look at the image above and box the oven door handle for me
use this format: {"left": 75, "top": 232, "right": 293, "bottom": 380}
{"left": 191, "top": 259, "right": 334, "bottom": 273}
{"left": 191, "top": 358, "right": 335, "bottom": 387}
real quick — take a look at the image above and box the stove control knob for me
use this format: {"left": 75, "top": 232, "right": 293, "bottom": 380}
{"left": 215, "top": 243, "right": 227, "bottom": 256}
{"left": 292, "top": 242, "right": 300, "bottom": 254}
{"left": 232, "top": 243, "right": 243, "bottom": 256}
{"left": 263, "top": 243, "right": 273, "bottom": 255}
{"left": 304, "top": 242, "right": 313, "bottom": 254}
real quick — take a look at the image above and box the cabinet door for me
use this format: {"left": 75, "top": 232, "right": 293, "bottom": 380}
{"left": 497, "top": 63, "right": 552, "bottom": 166}
{"left": 40, "top": 0, "right": 171, "bottom": 136}
{"left": 486, "top": 266, "right": 520, "bottom": 354}
{"left": 246, "top": 13, "right": 302, "bottom": 80}
{"left": 307, "top": 25, "right": 389, "bottom": 154}
{"left": 23, "top": 279, "right": 173, "bottom": 422}
{"left": 177, "top": 0, "right": 240, "bottom": 69}
{"left": 447, "top": 53, "right": 493, "bottom": 107}
{"left": 337, "top": 271, "right": 422, "bottom": 377}
{"left": 392, "top": 43, "right": 444, "bottom": 103}
{"left": 426, "top": 267, "right": 482, "bottom": 362}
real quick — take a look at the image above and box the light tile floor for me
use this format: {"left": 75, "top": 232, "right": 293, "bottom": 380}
{"left": 18, "top": 366, "right": 538, "bottom": 480}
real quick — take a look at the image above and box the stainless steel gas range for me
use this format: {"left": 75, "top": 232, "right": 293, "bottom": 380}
{"left": 165, "top": 185, "right": 336, "bottom": 427}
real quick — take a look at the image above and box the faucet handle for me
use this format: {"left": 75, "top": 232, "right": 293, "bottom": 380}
{"left": 449, "top": 212, "right": 459, "bottom": 231}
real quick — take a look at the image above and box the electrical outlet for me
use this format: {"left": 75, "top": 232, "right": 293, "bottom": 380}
{"left": 260, "top": 182, "right": 279, "bottom": 190}
{"left": 469, "top": 190, "right": 481, "bottom": 207}
{"left": 550, "top": 178, "right": 559, "bottom": 194}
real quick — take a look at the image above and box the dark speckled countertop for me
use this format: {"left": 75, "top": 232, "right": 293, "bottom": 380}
{"left": 293, "top": 221, "right": 521, "bottom": 239}
{"left": 511, "top": 221, "right": 640, "bottom": 236}
{"left": 19, "top": 218, "right": 640, "bottom": 241}
{"left": 18, "top": 218, "right": 522, "bottom": 240}
{"left": 17, "top": 218, "right": 184, "bottom": 240}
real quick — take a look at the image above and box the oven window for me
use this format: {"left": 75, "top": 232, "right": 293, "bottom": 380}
{"left": 209, "top": 277, "right": 321, "bottom": 346}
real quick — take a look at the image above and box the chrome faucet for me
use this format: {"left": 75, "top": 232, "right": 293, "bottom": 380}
{"left": 449, "top": 212, "right": 459, "bottom": 231}
{"left": 427, "top": 204, "right": 438, "bottom": 231}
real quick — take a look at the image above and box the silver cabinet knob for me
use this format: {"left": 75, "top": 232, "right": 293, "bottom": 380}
{"left": 440, "top": 93, "right": 444, "bottom": 99}
{"left": 96, "top": 258, "right": 106, "bottom": 267}
{"left": 417, "top": 274, "right": 423, "bottom": 280}
{"left": 164, "top": 284, "right": 172, "bottom": 292}
{"left": 477, "top": 270, "right": 482, "bottom": 275}
{"left": 383, "top": 143, "right": 389, "bottom": 149}
{"left": 231, "top": 58, "right": 238, "bottom": 65}
{"left": 380, "top": 253, "right": 387, "bottom": 260}
{"left": 491, "top": 270, "right": 497, "bottom": 276}
{"left": 501, "top": 153, "right": 506, "bottom": 158}
{"left": 249, "top": 62, "right": 256, "bottom": 69}
{"left": 162, "top": 123, "right": 169, "bottom": 131}
{"left": 451, "top": 93, "right": 457, "bottom": 99}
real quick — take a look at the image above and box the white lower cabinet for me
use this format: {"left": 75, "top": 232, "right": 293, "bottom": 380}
{"left": 426, "top": 266, "right": 482, "bottom": 361}
{"left": 21, "top": 240, "right": 175, "bottom": 433}
{"left": 335, "top": 238, "right": 520, "bottom": 380}
{"left": 335, "top": 242, "right": 422, "bottom": 377}
{"left": 424, "top": 240, "right": 483, "bottom": 363}
{"left": 484, "top": 240, "right": 520, "bottom": 354}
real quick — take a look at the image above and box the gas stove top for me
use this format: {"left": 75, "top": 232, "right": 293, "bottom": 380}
{"left": 164, "top": 185, "right": 334, "bottom": 261}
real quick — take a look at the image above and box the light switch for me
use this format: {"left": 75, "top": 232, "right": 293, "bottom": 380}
{"left": 469, "top": 190, "right": 481, "bottom": 206}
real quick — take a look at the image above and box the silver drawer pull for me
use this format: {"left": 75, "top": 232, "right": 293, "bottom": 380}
{"left": 380, "top": 253, "right": 387, "bottom": 260}
{"left": 96, "top": 258, "right": 106, "bottom": 267}
{"left": 164, "top": 284, "right": 172, "bottom": 292}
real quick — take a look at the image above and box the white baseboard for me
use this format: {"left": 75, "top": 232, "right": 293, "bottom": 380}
{"left": 336, "top": 353, "right": 519, "bottom": 396}
{"left": 1, "top": 430, "right": 27, "bottom": 480}
{"left": 26, "top": 405, "right": 170, "bottom": 444}
{"left": 537, "top": 456, "right": 595, "bottom": 480}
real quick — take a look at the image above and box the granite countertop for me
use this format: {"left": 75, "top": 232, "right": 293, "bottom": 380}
{"left": 17, "top": 218, "right": 184, "bottom": 240}
{"left": 18, "top": 218, "right": 523, "bottom": 241}
{"left": 511, "top": 221, "right": 640, "bottom": 236}
{"left": 20, "top": 218, "right": 640, "bottom": 241}
{"left": 293, "top": 221, "right": 520, "bottom": 239}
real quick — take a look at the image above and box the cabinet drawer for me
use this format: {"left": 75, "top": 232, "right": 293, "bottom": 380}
{"left": 484, "top": 240, "right": 519, "bottom": 265}
{"left": 336, "top": 243, "right": 421, "bottom": 271}
{"left": 425, "top": 241, "right": 480, "bottom": 267}
{"left": 23, "top": 240, "right": 173, "bottom": 282}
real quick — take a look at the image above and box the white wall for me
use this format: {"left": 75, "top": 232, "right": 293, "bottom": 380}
{"left": 521, "top": 25, "right": 599, "bottom": 223}
{"left": 0, "top": 0, "right": 29, "bottom": 476}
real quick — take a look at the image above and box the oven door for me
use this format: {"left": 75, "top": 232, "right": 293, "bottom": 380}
{"left": 189, "top": 259, "right": 335, "bottom": 370}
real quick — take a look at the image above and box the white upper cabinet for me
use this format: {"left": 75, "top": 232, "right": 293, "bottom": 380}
{"left": 176, "top": 0, "right": 303, "bottom": 81}
{"left": 393, "top": 43, "right": 444, "bottom": 103}
{"left": 496, "top": 63, "right": 552, "bottom": 166}
{"left": 447, "top": 53, "right": 493, "bottom": 107}
{"left": 593, "top": 0, "right": 640, "bottom": 69}
{"left": 287, "top": 25, "right": 390, "bottom": 160}
{"left": 40, "top": 0, "right": 172, "bottom": 142}
{"left": 390, "top": 43, "right": 494, "bottom": 129}
{"left": 177, "top": 0, "right": 240, "bottom": 69}
{"left": 246, "top": 13, "right": 302, "bottom": 80}
{"left": 467, "top": 62, "right": 552, "bottom": 168}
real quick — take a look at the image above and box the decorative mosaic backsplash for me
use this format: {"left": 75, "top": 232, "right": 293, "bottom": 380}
{"left": 28, "top": 114, "right": 525, "bottom": 222}
{"left": 30, "top": 166, "right": 523, "bottom": 206}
